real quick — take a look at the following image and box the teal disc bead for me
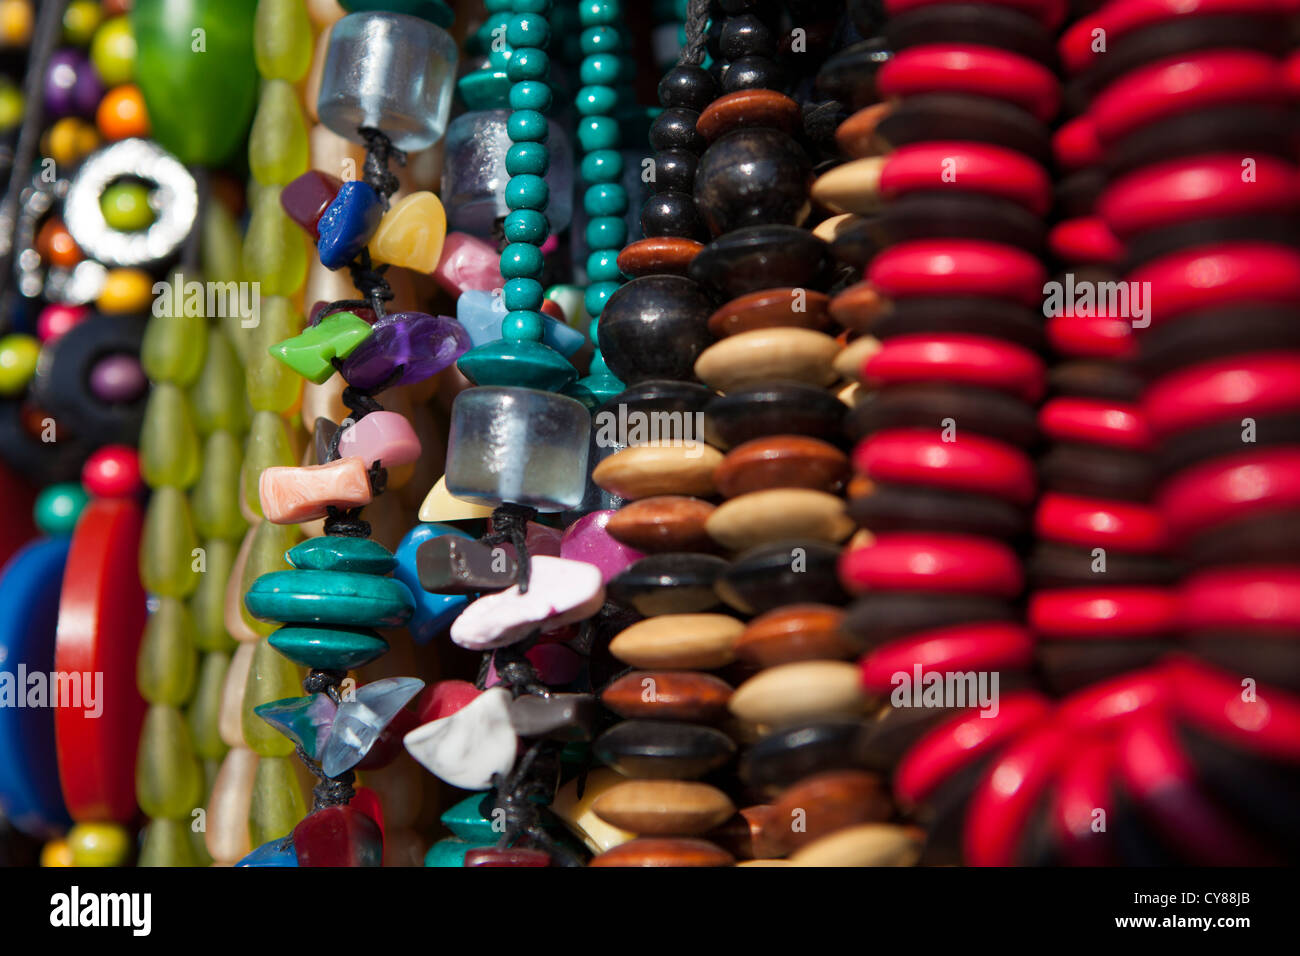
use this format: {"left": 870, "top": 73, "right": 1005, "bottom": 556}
{"left": 575, "top": 85, "right": 617, "bottom": 116}
{"left": 584, "top": 182, "right": 627, "bottom": 217}
{"left": 577, "top": 116, "right": 619, "bottom": 152}
{"left": 503, "top": 279, "right": 544, "bottom": 312}
{"left": 244, "top": 570, "right": 415, "bottom": 628}
{"left": 578, "top": 0, "right": 619, "bottom": 26}
{"left": 457, "top": 339, "right": 576, "bottom": 390}
{"left": 580, "top": 149, "right": 623, "bottom": 182}
{"left": 586, "top": 250, "right": 621, "bottom": 282}
{"left": 507, "top": 110, "right": 549, "bottom": 142}
{"left": 507, "top": 14, "right": 551, "bottom": 49}
{"left": 268, "top": 625, "right": 390, "bottom": 670}
{"left": 585, "top": 215, "right": 626, "bottom": 250}
{"left": 504, "top": 209, "right": 548, "bottom": 243}
{"left": 581, "top": 26, "right": 620, "bottom": 54}
{"left": 286, "top": 536, "right": 397, "bottom": 574}
{"left": 505, "top": 173, "right": 549, "bottom": 211}
{"left": 506, "top": 142, "right": 550, "bottom": 176}
{"left": 501, "top": 242, "right": 544, "bottom": 279}
{"left": 579, "top": 54, "right": 620, "bottom": 85}
{"left": 509, "top": 80, "right": 552, "bottom": 112}
{"left": 506, "top": 48, "right": 549, "bottom": 80}
{"left": 441, "top": 794, "right": 498, "bottom": 842}
{"left": 502, "top": 310, "right": 544, "bottom": 342}
{"left": 585, "top": 281, "right": 621, "bottom": 318}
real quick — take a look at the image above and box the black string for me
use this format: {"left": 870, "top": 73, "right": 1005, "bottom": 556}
{"left": 481, "top": 503, "right": 540, "bottom": 593}
{"left": 678, "top": 0, "right": 712, "bottom": 66}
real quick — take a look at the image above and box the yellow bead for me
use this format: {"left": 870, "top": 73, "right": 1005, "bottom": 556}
{"left": 368, "top": 190, "right": 447, "bottom": 274}
{"left": 98, "top": 267, "right": 155, "bottom": 313}
{"left": 0, "top": 332, "right": 40, "bottom": 395}
{"left": 43, "top": 117, "right": 99, "bottom": 166}
{"left": 40, "top": 839, "right": 75, "bottom": 867}
{"left": 68, "top": 822, "right": 132, "bottom": 867}
{"left": 0, "top": 0, "right": 33, "bottom": 47}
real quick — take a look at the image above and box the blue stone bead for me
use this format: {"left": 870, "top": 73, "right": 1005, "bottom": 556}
{"left": 505, "top": 142, "right": 549, "bottom": 176}
{"left": 579, "top": 54, "right": 620, "bottom": 85}
{"left": 507, "top": 109, "right": 549, "bottom": 143}
{"left": 504, "top": 208, "right": 548, "bottom": 242}
{"left": 236, "top": 835, "right": 300, "bottom": 867}
{"left": 580, "top": 148, "right": 623, "bottom": 183}
{"left": 500, "top": 242, "right": 544, "bottom": 278}
{"left": 320, "top": 676, "right": 424, "bottom": 778}
{"left": 585, "top": 215, "right": 626, "bottom": 250}
{"left": 456, "top": 289, "right": 585, "bottom": 357}
{"left": 508, "top": 80, "right": 552, "bottom": 112}
{"left": 507, "top": 48, "right": 549, "bottom": 81}
{"left": 575, "top": 85, "right": 617, "bottom": 116}
{"left": 441, "top": 793, "right": 497, "bottom": 841}
{"left": 504, "top": 277, "right": 544, "bottom": 311}
{"left": 268, "top": 625, "right": 390, "bottom": 670}
{"left": 585, "top": 182, "right": 627, "bottom": 217}
{"left": 253, "top": 694, "right": 336, "bottom": 760}
{"left": 505, "top": 172, "right": 549, "bottom": 210}
{"left": 392, "top": 523, "right": 473, "bottom": 644}
{"left": 316, "top": 180, "right": 384, "bottom": 271}
{"left": 577, "top": 115, "right": 619, "bottom": 152}
{"left": 245, "top": 570, "right": 416, "bottom": 628}
{"left": 286, "top": 536, "right": 397, "bottom": 574}
{"left": 586, "top": 250, "right": 621, "bottom": 281}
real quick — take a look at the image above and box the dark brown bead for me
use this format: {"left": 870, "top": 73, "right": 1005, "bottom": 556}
{"left": 588, "top": 837, "right": 735, "bottom": 867}
{"left": 601, "top": 670, "right": 735, "bottom": 723}
{"left": 617, "top": 237, "right": 705, "bottom": 278}
{"left": 694, "top": 129, "right": 811, "bottom": 236}
{"left": 714, "top": 435, "right": 849, "bottom": 497}
{"left": 706, "top": 287, "right": 831, "bottom": 338}
{"left": 828, "top": 280, "right": 889, "bottom": 332}
{"left": 708, "top": 805, "right": 784, "bottom": 860}
{"left": 697, "top": 89, "right": 802, "bottom": 142}
{"left": 605, "top": 495, "right": 718, "bottom": 553}
{"left": 733, "top": 604, "right": 858, "bottom": 667}
{"left": 768, "top": 770, "right": 893, "bottom": 854}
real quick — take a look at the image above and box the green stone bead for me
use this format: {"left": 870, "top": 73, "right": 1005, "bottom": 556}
{"left": 141, "top": 487, "right": 201, "bottom": 598}
{"left": 457, "top": 338, "right": 577, "bottom": 390}
{"left": 506, "top": 14, "right": 550, "bottom": 49}
{"left": 138, "top": 597, "right": 198, "bottom": 706}
{"left": 505, "top": 173, "right": 549, "bottom": 211}
{"left": 424, "top": 838, "right": 491, "bottom": 867}
{"left": 242, "top": 410, "right": 298, "bottom": 520}
{"left": 579, "top": 53, "right": 620, "bottom": 85}
{"left": 565, "top": 369, "right": 624, "bottom": 410}
{"left": 248, "top": 755, "right": 307, "bottom": 845}
{"left": 580, "top": 26, "right": 620, "bottom": 54}
{"left": 268, "top": 310, "right": 370, "bottom": 385}
{"left": 33, "top": 483, "right": 88, "bottom": 536}
{"left": 141, "top": 286, "right": 207, "bottom": 385}
{"left": 249, "top": 79, "right": 309, "bottom": 185}
{"left": 192, "top": 328, "right": 248, "bottom": 435}
{"left": 192, "top": 431, "right": 247, "bottom": 541}
{"left": 586, "top": 249, "right": 621, "bottom": 282}
{"left": 187, "top": 650, "right": 231, "bottom": 760}
{"left": 242, "top": 639, "right": 303, "bottom": 757}
{"left": 440, "top": 793, "right": 497, "bottom": 841}
{"left": 580, "top": 148, "right": 623, "bottom": 182}
{"left": 584, "top": 182, "right": 627, "bottom": 217}
{"left": 190, "top": 820, "right": 214, "bottom": 866}
{"left": 100, "top": 181, "right": 156, "bottom": 231}
{"left": 500, "top": 242, "right": 544, "bottom": 279}
{"left": 585, "top": 280, "right": 621, "bottom": 318}
{"left": 585, "top": 215, "right": 626, "bottom": 250}
{"left": 268, "top": 625, "right": 389, "bottom": 670}
{"left": 138, "top": 818, "right": 201, "bottom": 867}
{"left": 244, "top": 570, "right": 415, "bottom": 628}
{"left": 286, "top": 535, "right": 397, "bottom": 574}
{"left": 458, "top": 68, "right": 511, "bottom": 110}
{"left": 242, "top": 186, "right": 307, "bottom": 295}
{"left": 507, "top": 47, "right": 549, "bottom": 81}
{"left": 253, "top": 0, "right": 313, "bottom": 81}
{"left": 575, "top": 84, "right": 617, "bottom": 116}
{"left": 577, "top": 115, "right": 619, "bottom": 151}
{"left": 508, "top": 80, "right": 552, "bottom": 112}
{"left": 507, "top": 110, "right": 549, "bottom": 144}
{"left": 136, "top": 703, "right": 204, "bottom": 818}
{"left": 238, "top": 519, "right": 300, "bottom": 637}
{"left": 502, "top": 310, "right": 544, "bottom": 342}
{"left": 503, "top": 209, "right": 548, "bottom": 243}
{"left": 190, "top": 538, "right": 237, "bottom": 652}
{"left": 202, "top": 198, "right": 243, "bottom": 284}
{"left": 505, "top": 142, "right": 549, "bottom": 176}
{"left": 578, "top": 0, "right": 619, "bottom": 26}
{"left": 140, "top": 383, "right": 202, "bottom": 489}
{"left": 248, "top": 296, "right": 305, "bottom": 409}
{"left": 503, "top": 278, "right": 544, "bottom": 311}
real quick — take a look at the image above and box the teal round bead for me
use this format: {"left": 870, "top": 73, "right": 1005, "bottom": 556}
{"left": 34, "top": 482, "right": 89, "bottom": 536}
{"left": 579, "top": 54, "right": 620, "bottom": 85}
{"left": 586, "top": 250, "right": 621, "bottom": 281}
{"left": 512, "top": 0, "right": 553, "bottom": 13}
{"left": 580, "top": 149, "right": 623, "bottom": 182}
{"left": 585, "top": 215, "right": 626, "bottom": 250}
{"left": 581, "top": 26, "right": 620, "bottom": 54}
{"left": 504, "top": 209, "right": 548, "bottom": 243}
{"left": 505, "top": 173, "right": 549, "bottom": 211}
{"left": 503, "top": 278, "right": 544, "bottom": 311}
{"left": 508, "top": 109, "right": 549, "bottom": 142}
{"left": 502, "top": 309, "right": 544, "bottom": 341}
{"left": 577, "top": 116, "right": 619, "bottom": 151}
{"left": 584, "top": 182, "right": 627, "bottom": 217}
{"left": 509, "top": 80, "right": 552, "bottom": 112}
{"left": 575, "top": 85, "right": 617, "bottom": 116}
{"left": 245, "top": 570, "right": 415, "bottom": 628}
{"left": 500, "top": 243, "right": 544, "bottom": 279}
{"left": 578, "top": 0, "right": 619, "bottom": 26}
{"left": 507, "top": 14, "right": 550, "bottom": 49}
{"left": 505, "top": 142, "right": 549, "bottom": 176}
{"left": 507, "top": 48, "right": 549, "bottom": 80}
{"left": 585, "top": 281, "right": 621, "bottom": 319}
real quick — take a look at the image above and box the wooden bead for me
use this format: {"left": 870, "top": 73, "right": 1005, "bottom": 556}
{"left": 705, "top": 489, "right": 854, "bottom": 551}
{"left": 601, "top": 670, "right": 734, "bottom": 722}
{"left": 604, "top": 496, "right": 718, "bottom": 553}
{"left": 769, "top": 771, "right": 892, "bottom": 854}
{"left": 729, "top": 660, "right": 867, "bottom": 725}
{"left": 616, "top": 237, "right": 704, "bottom": 278}
{"left": 829, "top": 280, "right": 890, "bottom": 333}
{"left": 787, "top": 823, "right": 923, "bottom": 866}
{"left": 609, "top": 613, "right": 742, "bottom": 669}
{"left": 592, "top": 444, "right": 724, "bottom": 500}
{"left": 694, "top": 328, "right": 841, "bottom": 391}
{"left": 592, "top": 780, "right": 736, "bottom": 836}
{"left": 589, "top": 837, "right": 734, "bottom": 867}
{"left": 810, "top": 157, "right": 886, "bottom": 215}
{"left": 835, "top": 102, "right": 894, "bottom": 158}
{"left": 733, "top": 604, "right": 858, "bottom": 666}
{"left": 706, "top": 287, "right": 832, "bottom": 338}
{"left": 714, "top": 436, "right": 849, "bottom": 498}
{"left": 697, "top": 88, "right": 802, "bottom": 142}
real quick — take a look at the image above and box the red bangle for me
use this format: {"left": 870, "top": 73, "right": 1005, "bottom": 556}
{"left": 1181, "top": 566, "right": 1300, "bottom": 630}
{"left": 853, "top": 428, "right": 1037, "bottom": 505}
{"left": 1144, "top": 352, "right": 1300, "bottom": 437}
{"left": 1157, "top": 447, "right": 1300, "bottom": 541}
{"left": 1039, "top": 397, "right": 1151, "bottom": 450}
{"left": 839, "top": 531, "right": 1024, "bottom": 596}
{"left": 1029, "top": 586, "right": 1179, "bottom": 638}
{"left": 879, "top": 45, "right": 1061, "bottom": 123}
{"left": 859, "top": 620, "right": 1035, "bottom": 692}
{"left": 868, "top": 239, "right": 1048, "bottom": 308}
{"left": 863, "top": 331, "right": 1047, "bottom": 403}
{"left": 881, "top": 141, "right": 1052, "bottom": 216}
{"left": 1130, "top": 243, "right": 1300, "bottom": 327}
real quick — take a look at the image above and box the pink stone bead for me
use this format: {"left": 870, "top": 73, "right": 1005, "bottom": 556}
{"left": 416, "top": 680, "right": 480, "bottom": 724}
{"left": 337, "top": 410, "right": 422, "bottom": 468}
{"left": 259, "top": 456, "right": 373, "bottom": 524}
{"left": 432, "top": 232, "right": 504, "bottom": 296}
{"left": 484, "top": 641, "right": 582, "bottom": 688}
{"left": 540, "top": 234, "right": 559, "bottom": 257}
{"left": 560, "top": 509, "right": 645, "bottom": 582}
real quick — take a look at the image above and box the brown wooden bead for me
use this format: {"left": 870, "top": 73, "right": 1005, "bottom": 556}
{"left": 601, "top": 670, "right": 734, "bottom": 722}
{"left": 787, "top": 823, "right": 923, "bottom": 866}
{"left": 846, "top": 473, "right": 874, "bottom": 500}
{"left": 588, "top": 837, "right": 735, "bottom": 867}
{"left": 705, "top": 488, "right": 854, "bottom": 551}
{"left": 714, "top": 435, "right": 849, "bottom": 498}
{"left": 728, "top": 660, "right": 868, "bottom": 725}
{"left": 694, "top": 327, "right": 841, "bottom": 392}
{"left": 733, "top": 604, "right": 859, "bottom": 667}
{"left": 604, "top": 495, "right": 718, "bottom": 553}
{"left": 708, "top": 804, "right": 785, "bottom": 860}
{"left": 706, "top": 286, "right": 832, "bottom": 338}
{"left": 591, "top": 780, "right": 736, "bottom": 836}
{"left": 835, "top": 102, "right": 894, "bottom": 158}
{"left": 617, "top": 237, "right": 705, "bottom": 278}
{"left": 768, "top": 770, "right": 893, "bottom": 854}
{"left": 592, "top": 444, "right": 723, "bottom": 499}
{"left": 609, "top": 613, "right": 742, "bottom": 669}
{"left": 697, "top": 89, "right": 801, "bottom": 142}
{"left": 829, "top": 280, "right": 890, "bottom": 333}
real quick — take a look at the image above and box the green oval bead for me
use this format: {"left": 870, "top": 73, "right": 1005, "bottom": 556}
{"left": 90, "top": 15, "right": 137, "bottom": 87}
{"left": 242, "top": 187, "right": 306, "bottom": 295}
{"left": 141, "top": 280, "right": 207, "bottom": 385}
{"left": 248, "top": 79, "right": 309, "bottom": 185}
{"left": 190, "top": 538, "right": 237, "bottom": 653}
{"left": 245, "top": 569, "right": 415, "bottom": 628}
{"left": 575, "top": 84, "right": 617, "bottom": 116}
{"left": 503, "top": 309, "right": 545, "bottom": 342}
{"left": 136, "top": 703, "right": 204, "bottom": 818}
{"left": 203, "top": 199, "right": 242, "bottom": 287}
{"left": 505, "top": 142, "right": 549, "bottom": 176}
{"left": 238, "top": 517, "right": 300, "bottom": 638}
{"left": 268, "top": 625, "right": 389, "bottom": 670}
{"left": 580, "top": 148, "right": 623, "bottom": 183}
{"left": 585, "top": 280, "right": 621, "bottom": 318}
{"left": 580, "top": 25, "right": 620, "bottom": 54}
{"left": 579, "top": 53, "right": 620, "bottom": 85}
{"left": 242, "top": 410, "right": 299, "bottom": 520}
{"left": 441, "top": 792, "right": 498, "bottom": 841}
{"left": 192, "top": 431, "right": 247, "bottom": 541}
{"left": 192, "top": 328, "right": 248, "bottom": 435}
{"left": 187, "top": 650, "right": 230, "bottom": 760}
{"left": 253, "top": 0, "right": 313, "bottom": 81}
{"left": 508, "top": 80, "right": 552, "bottom": 112}
{"left": 500, "top": 242, "right": 544, "bottom": 279}
{"left": 100, "top": 182, "right": 156, "bottom": 231}
{"left": 140, "top": 383, "right": 202, "bottom": 489}
{"left": 34, "top": 483, "right": 88, "bottom": 536}
{"left": 585, "top": 215, "right": 626, "bottom": 250}
{"left": 584, "top": 182, "right": 627, "bottom": 217}
{"left": 248, "top": 755, "right": 307, "bottom": 846}
{"left": 241, "top": 639, "right": 303, "bottom": 757}
{"left": 507, "top": 110, "right": 549, "bottom": 143}
{"left": 507, "top": 47, "right": 549, "bottom": 81}
{"left": 503, "top": 278, "right": 544, "bottom": 312}
{"left": 577, "top": 115, "right": 619, "bottom": 152}
{"left": 138, "top": 597, "right": 198, "bottom": 706}
{"left": 246, "top": 296, "right": 304, "bottom": 412}
{"left": 503, "top": 209, "right": 548, "bottom": 243}
{"left": 138, "top": 817, "right": 201, "bottom": 867}
{"left": 586, "top": 249, "right": 621, "bottom": 281}
{"left": 141, "top": 486, "right": 201, "bottom": 598}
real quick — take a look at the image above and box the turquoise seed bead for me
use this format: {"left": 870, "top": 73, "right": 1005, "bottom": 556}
{"left": 578, "top": 0, "right": 619, "bottom": 26}
{"left": 504, "top": 209, "right": 548, "bottom": 242}
{"left": 503, "top": 278, "right": 544, "bottom": 311}
{"left": 580, "top": 149, "right": 623, "bottom": 182}
{"left": 509, "top": 80, "right": 552, "bottom": 112}
{"left": 502, "top": 310, "right": 544, "bottom": 342}
{"left": 508, "top": 110, "right": 549, "bottom": 142}
{"left": 507, "top": 15, "right": 551, "bottom": 49}
{"left": 581, "top": 26, "right": 620, "bottom": 54}
{"left": 585, "top": 215, "right": 626, "bottom": 249}
{"left": 579, "top": 54, "right": 620, "bottom": 85}
{"left": 501, "top": 243, "right": 544, "bottom": 279}
{"left": 575, "top": 85, "right": 618, "bottom": 116}
{"left": 506, "top": 142, "right": 550, "bottom": 176}
{"left": 505, "top": 173, "right": 549, "bottom": 211}
{"left": 507, "top": 48, "right": 549, "bottom": 81}
{"left": 587, "top": 250, "right": 621, "bottom": 281}
{"left": 584, "top": 182, "right": 627, "bottom": 216}
{"left": 585, "top": 281, "right": 620, "bottom": 318}
{"left": 577, "top": 116, "right": 619, "bottom": 151}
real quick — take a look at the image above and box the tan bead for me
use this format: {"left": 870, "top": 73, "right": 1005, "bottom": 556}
{"left": 225, "top": 526, "right": 261, "bottom": 644}
{"left": 368, "top": 191, "right": 448, "bottom": 273}
{"left": 418, "top": 474, "right": 495, "bottom": 522}
{"left": 609, "top": 613, "right": 743, "bottom": 669}
{"left": 811, "top": 157, "right": 886, "bottom": 215}
{"left": 205, "top": 746, "right": 258, "bottom": 864}
{"left": 592, "top": 780, "right": 736, "bottom": 836}
{"left": 592, "top": 444, "right": 724, "bottom": 500}
{"left": 694, "top": 327, "right": 840, "bottom": 392}
{"left": 813, "top": 212, "right": 860, "bottom": 244}
{"left": 729, "top": 660, "right": 867, "bottom": 725}
{"left": 834, "top": 335, "right": 882, "bottom": 382}
{"left": 787, "top": 823, "right": 924, "bottom": 867}
{"left": 219, "top": 642, "right": 255, "bottom": 748}
{"left": 705, "top": 488, "right": 854, "bottom": 551}
{"left": 552, "top": 768, "right": 637, "bottom": 854}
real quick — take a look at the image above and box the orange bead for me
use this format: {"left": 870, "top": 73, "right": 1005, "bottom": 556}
{"left": 96, "top": 83, "right": 149, "bottom": 140}
{"left": 36, "top": 218, "right": 82, "bottom": 268}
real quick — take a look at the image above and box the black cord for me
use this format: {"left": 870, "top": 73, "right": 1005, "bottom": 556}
{"left": 678, "top": 0, "right": 712, "bottom": 66}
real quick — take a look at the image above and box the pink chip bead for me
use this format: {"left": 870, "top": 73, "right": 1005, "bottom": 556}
{"left": 259, "top": 456, "right": 373, "bottom": 524}
{"left": 560, "top": 509, "right": 644, "bottom": 582}
{"left": 432, "top": 232, "right": 504, "bottom": 296}
{"left": 337, "top": 410, "right": 422, "bottom": 469}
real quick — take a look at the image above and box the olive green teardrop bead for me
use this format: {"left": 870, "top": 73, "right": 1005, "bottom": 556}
{"left": 192, "top": 328, "right": 248, "bottom": 435}
{"left": 254, "top": 0, "right": 313, "bottom": 81}
{"left": 242, "top": 186, "right": 306, "bottom": 295}
{"left": 137, "top": 703, "right": 204, "bottom": 818}
{"left": 242, "top": 638, "right": 303, "bottom": 756}
{"left": 188, "top": 650, "right": 230, "bottom": 760}
{"left": 140, "top": 487, "right": 201, "bottom": 598}
{"left": 203, "top": 196, "right": 243, "bottom": 284}
{"left": 192, "top": 432, "right": 247, "bottom": 541}
{"left": 242, "top": 409, "right": 299, "bottom": 519}
{"left": 138, "top": 597, "right": 198, "bottom": 706}
{"left": 249, "top": 79, "right": 309, "bottom": 185}
{"left": 249, "top": 755, "right": 307, "bottom": 848}
{"left": 247, "top": 296, "right": 304, "bottom": 413}
{"left": 138, "top": 817, "right": 201, "bottom": 867}
{"left": 140, "top": 383, "right": 202, "bottom": 489}
{"left": 190, "top": 538, "right": 237, "bottom": 652}
{"left": 141, "top": 285, "right": 208, "bottom": 386}
{"left": 239, "top": 519, "right": 300, "bottom": 637}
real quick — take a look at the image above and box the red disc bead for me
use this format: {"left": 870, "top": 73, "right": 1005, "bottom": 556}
{"left": 838, "top": 532, "right": 1024, "bottom": 597}
{"left": 878, "top": 45, "right": 1061, "bottom": 122}
{"left": 867, "top": 239, "right": 1048, "bottom": 308}
{"left": 854, "top": 428, "right": 1036, "bottom": 505}
{"left": 863, "top": 332, "right": 1046, "bottom": 403}
{"left": 880, "top": 142, "right": 1052, "bottom": 216}
{"left": 859, "top": 621, "right": 1035, "bottom": 692}
{"left": 1143, "top": 352, "right": 1300, "bottom": 438}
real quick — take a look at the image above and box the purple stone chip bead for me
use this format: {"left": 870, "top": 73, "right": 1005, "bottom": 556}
{"left": 338, "top": 311, "right": 471, "bottom": 390}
